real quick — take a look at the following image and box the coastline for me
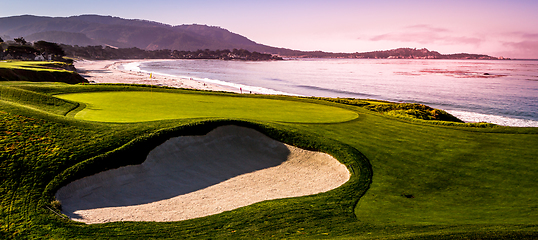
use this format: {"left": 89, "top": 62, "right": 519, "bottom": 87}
{"left": 74, "top": 59, "right": 538, "bottom": 127}
{"left": 74, "top": 59, "right": 241, "bottom": 93}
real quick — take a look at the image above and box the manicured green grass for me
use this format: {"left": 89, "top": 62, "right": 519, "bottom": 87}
{"left": 56, "top": 91, "right": 358, "bottom": 123}
{"left": 0, "top": 61, "right": 72, "bottom": 73}
{"left": 1, "top": 81, "right": 537, "bottom": 239}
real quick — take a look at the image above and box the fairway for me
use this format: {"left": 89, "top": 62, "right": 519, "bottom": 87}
{"left": 57, "top": 91, "right": 358, "bottom": 123}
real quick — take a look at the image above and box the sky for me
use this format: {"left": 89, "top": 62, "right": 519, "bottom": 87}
{"left": 2, "top": 0, "right": 538, "bottom": 59}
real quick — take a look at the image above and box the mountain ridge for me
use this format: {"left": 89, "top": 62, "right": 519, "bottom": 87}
{"left": 0, "top": 14, "right": 503, "bottom": 59}
{"left": 0, "top": 15, "right": 267, "bottom": 52}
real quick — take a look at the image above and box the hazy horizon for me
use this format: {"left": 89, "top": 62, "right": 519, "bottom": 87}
{"left": 2, "top": 0, "right": 537, "bottom": 59}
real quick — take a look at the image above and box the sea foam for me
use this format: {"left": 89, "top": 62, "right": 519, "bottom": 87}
{"left": 125, "top": 62, "right": 299, "bottom": 96}
{"left": 446, "top": 110, "right": 538, "bottom": 127}
{"left": 122, "top": 62, "right": 142, "bottom": 72}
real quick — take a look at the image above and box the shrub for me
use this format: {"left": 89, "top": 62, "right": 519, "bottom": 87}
{"left": 366, "top": 103, "right": 464, "bottom": 123}
{"left": 51, "top": 200, "right": 62, "bottom": 211}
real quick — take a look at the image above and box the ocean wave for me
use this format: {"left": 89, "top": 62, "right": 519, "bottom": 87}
{"left": 295, "top": 85, "right": 378, "bottom": 98}
{"left": 446, "top": 110, "right": 538, "bottom": 127}
{"left": 195, "top": 77, "right": 302, "bottom": 96}
{"left": 122, "top": 62, "right": 142, "bottom": 72}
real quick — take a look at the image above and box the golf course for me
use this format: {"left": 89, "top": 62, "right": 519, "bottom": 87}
{"left": 1, "top": 68, "right": 538, "bottom": 239}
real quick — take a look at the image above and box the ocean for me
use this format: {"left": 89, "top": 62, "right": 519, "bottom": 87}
{"left": 130, "top": 58, "right": 538, "bottom": 127}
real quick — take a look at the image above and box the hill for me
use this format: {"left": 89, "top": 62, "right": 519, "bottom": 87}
{"left": 0, "top": 15, "right": 502, "bottom": 59}
{"left": 0, "top": 15, "right": 288, "bottom": 54}
{"left": 285, "top": 48, "right": 503, "bottom": 59}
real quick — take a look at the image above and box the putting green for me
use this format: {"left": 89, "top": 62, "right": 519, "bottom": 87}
{"left": 57, "top": 91, "right": 358, "bottom": 123}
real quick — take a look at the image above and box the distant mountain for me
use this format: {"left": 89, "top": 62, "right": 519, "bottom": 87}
{"left": 0, "top": 15, "right": 502, "bottom": 59}
{"left": 25, "top": 31, "right": 96, "bottom": 46}
{"left": 0, "top": 15, "right": 284, "bottom": 53}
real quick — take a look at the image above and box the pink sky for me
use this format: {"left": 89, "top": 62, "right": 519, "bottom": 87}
{"left": 3, "top": 0, "right": 538, "bottom": 58}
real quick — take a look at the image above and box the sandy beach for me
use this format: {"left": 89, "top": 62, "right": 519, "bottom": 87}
{"left": 74, "top": 59, "right": 241, "bottom": 93}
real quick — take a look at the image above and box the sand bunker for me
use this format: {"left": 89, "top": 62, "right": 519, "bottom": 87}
{"left": 56, "top": 125, "right": 350, "bottom": 224}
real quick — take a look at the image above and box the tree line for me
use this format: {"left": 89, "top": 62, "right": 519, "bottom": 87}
{"left": 0, "top": 37, "right": 67, "bottom": 61}
{"left": 60, "top": 45, "right": 283, "bottom": 61}
{"left": 0, "top": 37, "right": 282, "bottom": 61}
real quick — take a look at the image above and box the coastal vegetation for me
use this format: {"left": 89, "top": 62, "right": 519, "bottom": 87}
{"left": 0, "top": 38, "right": 67, "bottom": 61}
{"left": 0, "top": 35, "right": 281, "bottom": 61}
{"left": 310, "top": 97, "right": 464, "bottom": 122}
{"left": 60, "top": 45, "right": 283, "bottom": 61}
{"left": 339, "top": 48, "right": 503, "bottom": 59}
{"left": 1, "top": 78, "right": 537, "bottom": 239}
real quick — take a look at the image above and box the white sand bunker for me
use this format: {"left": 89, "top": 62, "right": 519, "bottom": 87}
{"left": 56, "top": 125, "right": 350, "bottom": 224}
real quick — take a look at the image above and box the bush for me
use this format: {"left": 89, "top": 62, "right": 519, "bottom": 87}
{"left": 50, "top": 200, "right": 62, "bottom": 211}
{"left": 366, "top": 103, "right": 464, "bottom": 122}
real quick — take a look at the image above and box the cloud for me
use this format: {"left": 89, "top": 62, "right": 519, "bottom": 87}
{"left": 522, "top": 33, "right": 538, "bottom": 39}
{"left": 369, "top": 25, "right": 483, "bottom": 46}
{"left": 501, "top": 40, "right": 538, "bottom": 59}
{"left": 505, "top": 31, "right": 538, "bottom": 39}
{"left": 405, "top": 24, "right": 450, "bottom": 33}
{"left": 492, "top": 31, "right": 538, "bottom": 58}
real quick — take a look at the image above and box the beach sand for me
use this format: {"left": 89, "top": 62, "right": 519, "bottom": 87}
{"left": 74, "top": 59, "right": 241, "bottom": 93}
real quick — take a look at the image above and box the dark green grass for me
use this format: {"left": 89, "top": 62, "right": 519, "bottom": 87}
{"left": 0, "top": 61, "right": 87, "bottom": 84}
{"left": 1, "top": 81, "right": 537, "bottom": 239}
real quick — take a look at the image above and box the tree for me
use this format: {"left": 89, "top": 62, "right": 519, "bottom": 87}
{"left": 0, "top": 37, "right": 4, "bottom": 43}
{"left": 14, "top": 37, "right": 27, "bottom": 45}
{"left": 5, "top": 45, "right": 40, "bottom": 59}
{"left": 34, "top": 41, "right": 65, "bottom": 58}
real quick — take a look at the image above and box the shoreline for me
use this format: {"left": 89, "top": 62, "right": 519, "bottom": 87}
{"left": 74, "top": 59, "right": 242, "bottom": 93}
{"left": 74, "top": 59, "right": 538, "bottom": 127}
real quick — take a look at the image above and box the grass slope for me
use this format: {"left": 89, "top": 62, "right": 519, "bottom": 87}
{"left": 0, "top": 61, "right": 87, "bottom": 84}
{"left": 0, "top": 85, "right": 78, "bottom": 115}
{"left": 1, "top": 81, "right": 537, "bottom": 239}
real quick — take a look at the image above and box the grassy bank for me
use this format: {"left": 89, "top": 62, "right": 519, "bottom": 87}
{"left": 1, "top": 81, "right": 537, "bottom": 239}
{"left": 0, "top": 61, "right": 87, "bottom": 84}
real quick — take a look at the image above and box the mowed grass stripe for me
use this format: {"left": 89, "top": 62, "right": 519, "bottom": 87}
{"left": 56, "top": 91, "right": 358, "bottom": 123}
{"left": 293, "top": 108, "right": 538, "bottom": 227}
